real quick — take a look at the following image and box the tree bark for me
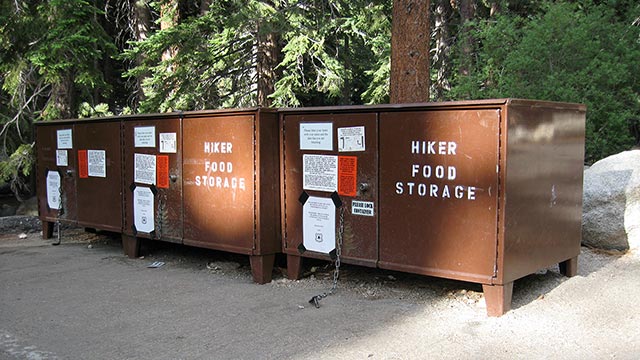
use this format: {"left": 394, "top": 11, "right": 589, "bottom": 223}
{"left": 256, "top": 24, "right": 280, "bottom": 107}
{"left": 390, "top": 0, "right": 431, "bottom": 104}
{"left": 50, "top": 74, "right": 75, "bottom": 119}
{"left": 200, "top": 0, "right": 211, "bottom": 15}
{"left": 490, "top": 0, "right": 501, "bottom": 17}
{"left": 131, "top": 0, "right": 151, "bottom": 108}
{"left": 458, "top": 0, "right": 476, "bottom": 79}
{"left": 432, "top": 0, "right": 453, "bottom": 101}
{"left": 160, "top": 0, "right": 180, "bottom": 65}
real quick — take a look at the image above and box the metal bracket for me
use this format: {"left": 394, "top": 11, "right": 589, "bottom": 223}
{"left": 331, "top": 191, "right": 342, "bottom": 208}
{"left": 298, "top": 191, "right": 309, "bottom": 205}
{"left": 297, "top": 243, "right": 307, "bottom": 254}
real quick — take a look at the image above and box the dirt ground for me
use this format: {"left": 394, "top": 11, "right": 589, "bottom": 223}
{"left": 1, "top": 226, "right": 639, "bottom": 359}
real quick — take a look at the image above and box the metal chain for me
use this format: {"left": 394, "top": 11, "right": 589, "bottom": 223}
{"left": 155, "top": 196, "right": 165, "bottom": 240}
{"left": 309, "top": 205, "right": 345, "bottom": 308}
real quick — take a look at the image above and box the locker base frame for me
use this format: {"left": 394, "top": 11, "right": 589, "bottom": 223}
{"left": 285, "top": 254, "right": 579, "bottom": 316}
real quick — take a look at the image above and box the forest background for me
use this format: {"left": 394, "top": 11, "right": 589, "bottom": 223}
{"left": 1, "top": 0, "right": 639, "bottom": 198}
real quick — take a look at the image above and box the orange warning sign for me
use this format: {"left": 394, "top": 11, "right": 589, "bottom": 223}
{"left": 78, "top": 150, "right": 88, "bottom": 178}
{"left": 156, "top": 155, "right": 169, "bottom": 189}
{"left": 338, "top": 156, "right": 357, "bottom": 197}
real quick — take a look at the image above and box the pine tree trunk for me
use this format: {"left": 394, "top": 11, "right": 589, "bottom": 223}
{"left": 50, "top": 74, "right": 75, "bottom": 119}
{"left": 131, "top": 0, "right": 151, "bottom": 108}
{"left": 390, "top": 0, "right": 431, "bottom": 104}
{"left": 160, "top": 0, "right": 180, "bottom": 65}
{"left": 432, "top": 0, "right": 453, "bottom": 101}
{"left": 200, "top": 0, "right": 211, "bottom": 15}
{"left": 458, "top": 0, "right": 476, "bottom": 79}
{"left": 256, "top": 25, "right": 280, "bottom": 107}
{"left": 490, "top": 0, "right": 501, "bottom": 17}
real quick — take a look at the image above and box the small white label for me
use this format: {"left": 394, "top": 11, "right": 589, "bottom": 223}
{"left": 134, "top": 126, "right": 156, "bottom": 148}
{"left": 46, "top": 171, "right": 62, "bottom": 210}
{"left": 300, "top": 123, "right": 333, "bottom": 150}
{"left": 303, "top": 196, "right": 336, "bottom": 254}
{"left": 352, "top": 200, "right": 375, "bottom": 217}
{"left": 338, "top": 126, "right": 365, "bottom": 152}
{"left": 159, "top": 132, "right": 177, "bottom": 153}
{"left": 56, "top": 150, "right": 68, "bottom": 167}
{"left": 133, "top": 186, "right": 154, "bottom": 233}
{"left": 57, "top": 129, "right": 73, "bottom": 149}
{"left": 87, "top": 150, "right": 106, "bottom": 177}
{"left": 303, "top": 154, "right": 338, "bottom": 192}
{"left": 134, "top": 153, "right": 156, "bottom": 185}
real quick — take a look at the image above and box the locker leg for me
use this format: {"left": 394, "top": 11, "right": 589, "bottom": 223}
{"left": 250, "top": 254, "right": 275, "bottom": 284}
{"left": 559, "top": 256, "right": 578, "bottom": 277}
{"left": 286, "top": 254, "right": 303, "bottom": 280}
{"left": 122, "top": 235, "right": 141, "bottom": 259}
{"left": 482, "top": 282, "right": 514, "bottom": 317}
{"left": 42, "top": 221, "right": 54, "bottom": 239}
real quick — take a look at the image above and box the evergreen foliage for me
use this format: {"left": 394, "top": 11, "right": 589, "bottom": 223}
{"left": 1, "top": 0, "right": 639, "bottom": 194}
{"left": 450, "top": 1, "right": 640, "bottom": 162}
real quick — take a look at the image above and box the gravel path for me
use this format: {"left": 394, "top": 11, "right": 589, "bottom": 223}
{"left": 1, "top": 226, "right": 638, "bottom": 359}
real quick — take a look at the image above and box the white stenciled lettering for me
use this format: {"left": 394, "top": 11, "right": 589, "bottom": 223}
{"left": 411, "top": 164, "right": 457, "bottom": 180}
{"left": 204, "top": 142, "right": 233, "bottom": 154}
{"left": 395, "top": 182, "right": 477, "bottom": 200}
{"left": 194, "top": 175, "right": 246, "bottom": 190}
{"left": 205, "top": 161, "right": 233, "bottom": 173}
{"left": 411, "top": 140, "right": 457, "bottom": 155}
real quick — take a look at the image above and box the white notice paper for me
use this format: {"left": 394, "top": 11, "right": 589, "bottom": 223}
{"left": 133, "top": 186, "right": 154, "bottom": 233}
{"left": 303, "top": 154, "right": 338, "bottom": 192}
{"left": 159, "top": 132, "right": 177, "bottom": 153}
{"left": 134, "top": 126, "right": 156, "bottom": 148}
{"left": 134, "top": 153, "right": 156, "bottom": 185}
{"left": 46, "top": 171, "right": 62, "bottom": 210}
{"left": 87, "top": 150, "right": 106, "bottom": 177}
{"left": 56, "top": 129, "right": 73, "bottom": 149}
{"left": 300, "top": 123, "right": 333, "bottom": 150}
{"left": 337, "top": 126, "right": 365, "bottom": 152}
{"left": 303, "top": 196, "right": 336, "bottom": 254}
{"left": 56, "top": 150, "right": 68, "bottom": 166}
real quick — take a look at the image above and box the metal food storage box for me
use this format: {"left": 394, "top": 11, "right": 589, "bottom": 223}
{"left": 36, "top": 118, "right": 123, "bottom": 237}
{"left": 121, "top": 109, "right": 281, "bottom": 284}
{"left": 280, "top": 99, "right": 586, "bottom": 316}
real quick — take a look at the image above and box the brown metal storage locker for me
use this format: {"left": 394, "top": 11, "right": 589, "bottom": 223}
{"left": 36, "top": 121, "right": 78, "bottom": 235}
{"left": 36, "top": 118, "right": 123, "bottom": 237}
{"left": 280, "top": 99, "right": 586, "bottom": 316}
{"left": 121, "top": 109, "right": 281, "bottom": 284}
{"left": 121, "top": 113, "right": 183, "bottom": 255}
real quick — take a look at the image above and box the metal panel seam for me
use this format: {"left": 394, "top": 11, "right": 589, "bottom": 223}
{"left": 253, "top": 115, "right": 258, "bottom": 250}
{"left": 375, "top": 112, "right": 380, "bottom": 268}
{"left": 120, "top": 120, "right": 126, "bottom": 234}
{"left": 282, "top": 116, "right": 288, "bottom": 249}
{"left": 493, "top": 108, "right": 503, "bottom": 284}
{"left": 179, "top": 111, "right": 184, "bottom": 242}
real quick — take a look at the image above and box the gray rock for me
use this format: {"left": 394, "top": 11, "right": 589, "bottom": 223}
{"left": 16, "top": 196, "right": 38, "bottom": 216}
{"left": 582, "top": 150, "right": 640, "bottom": 251}
{"left": 0, "top": 203, "right": 17, "bottom": 217}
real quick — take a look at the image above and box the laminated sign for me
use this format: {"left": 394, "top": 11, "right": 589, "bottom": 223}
{"left": 78, "top": 150, "right": 89, "bottom": 178}
{"left": 46, "top": 171, "right": 62, "bottom": 210}
{"left": 338, "top": 156, "right": 357, "bottom": 197}
{"left": 133, "top": 186, "right": 154, "bottom": 233}
{"left": 156, "top": 155, "right": 169, "bottom": 189}
{"left": 303, "top": 154, "right": 338, "bottom": 192}
{"left": 134, "top": 153, "right": 156, "bottom": 185}
{"left": 302, "top": 196, "right": 336, "bottom": 254}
